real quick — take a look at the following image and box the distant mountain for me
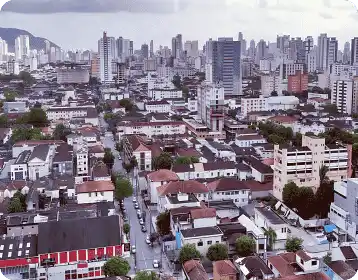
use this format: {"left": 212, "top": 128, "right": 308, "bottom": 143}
{"left": 0, "top": 27, "right": 59, "bottom": 52}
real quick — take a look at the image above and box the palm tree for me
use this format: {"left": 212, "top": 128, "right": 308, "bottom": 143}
{"left": 319, "top": 165, "right": 329, "bottom": 185}
{"left": 265, "top": 227, "right": 277, "bottom": 251}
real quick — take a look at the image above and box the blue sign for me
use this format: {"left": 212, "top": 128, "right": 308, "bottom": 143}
{"left": 176, "top": 231, "right": 181, "bottom": 249}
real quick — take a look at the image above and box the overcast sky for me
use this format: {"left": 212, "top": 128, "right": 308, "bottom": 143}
{"left": 0, "top": 0, "right": 357, "bottom": 51}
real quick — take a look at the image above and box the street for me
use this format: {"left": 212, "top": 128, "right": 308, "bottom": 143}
{"left": 99, "top": 117, "right": 171, "bottom": 274}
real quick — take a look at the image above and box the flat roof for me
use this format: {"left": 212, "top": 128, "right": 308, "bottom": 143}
{"left": 255, "top": 207, "right": 285, "bottom": 225}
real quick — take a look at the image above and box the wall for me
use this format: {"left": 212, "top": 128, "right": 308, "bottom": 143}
{"left": 77, "top": 191, "right": 114, "bottom": 204}
{"left": 181, "top": 234, "right": 222, "bottom": 255}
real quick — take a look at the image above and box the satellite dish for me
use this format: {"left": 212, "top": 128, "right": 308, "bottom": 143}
{"left": 0, "top": 269, "right": 10, "bottom": 280}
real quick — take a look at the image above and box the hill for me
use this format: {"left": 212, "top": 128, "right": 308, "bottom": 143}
{"left": 0, "top": 27, "right": 59, "bottom": 52}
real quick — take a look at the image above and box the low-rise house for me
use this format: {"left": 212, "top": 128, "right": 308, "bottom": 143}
{"left": 235, "top": 134, "right": 267, "bottom": 148}
{"left": 146, "top": 169, "right": 179, "bottom": 204}
{"left": 145, "top": 100, "right": 171, "bottom": 113}
{"left": 52, "top": 144, "right": 73, "bottom": 176}
{"left": 183, "top": 260, "right": 209, "bottom": 280}
{"left": 267, "top": 250, "right": 320, "bottom": 278}
{"left": 254, "top": 206, "right": 288, "bottom": 250}
{"left": 181, "top": 226, "right": 223, "bottom": 255}
{"left": 76, "top": 180, "right": 115, "bottom": 204}
{"left": 122, "top": 135, "right": 152, "bottom": 171}
{"left": 243, "top": 157, "right": 273, "bottom": 183}
{"left": 89, "top": 145, "right": 105, "bottom": 158}
{"left": 207, "top": 178, "right": 250, "bottom": 206}
{"left": 235, "top": 256, "right": 274, "bottom": 280}
{"left": 172, "top": 162, "right": 237, "bottom": 181}
{"left": 27, "top": 144, "right": 52, "bottom": 181}
{"left": 0, "top": 181, "right": 28, "bottom": 198}
{"left": 213, "top": 260, "right": 237, "bottom": 280}
{"left": 92, "top": 161, "right": 111, "bottom": 181}
{"left": 10, "top": 150, "right": 31, "bottom": 180}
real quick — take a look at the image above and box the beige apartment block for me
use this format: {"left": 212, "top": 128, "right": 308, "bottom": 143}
{"left": 273, "top": 135, "right": 352, "bottom": 201}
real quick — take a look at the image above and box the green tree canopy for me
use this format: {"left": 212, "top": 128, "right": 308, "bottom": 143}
{"left": 103, "top": 148, "right": 115, "bottom": 169}
{"left": 153, "top": 152, "right": 173, "bottom": 170}
{"left": 285, "top": 237, "right": 303, "bottom": 252}
{"left": 134, "top": 271, "right": 160, "bottom": 280}
{"left": 27, "top": 108, "right": 48, "bottom": 127}
{"left": 18, "top": 71, "right": 36, "bottom": 86}
{"left": 0, "top": 115, "right": 8, "bottom": 128}
{"left": 119, "top": 99, "right": 133, "bottom": 111}
{"left": 179, "top": 244, "right": 201, "bottom": 263}
{"left": 53, "top": 124, "right": 71, "bottom": 141}
{"left": 103, "top": 257, "right": 130, "bottom": 277}
{"left": 8, "top": 197, "right": 24, "bottom": 213}
{"left": 11, "top": 127, "right": 42, "bottom": 143}
{"left": 235, "top": 235, "right": 256, "bottom": 257}
{"left": 265, "top": 227, "right": 277, "bottom": 251}
{"left": 296, "top": 187, "right": 315, "bottom": 219}
{"left": 123, "top": 223, "right": 130, "bottom": 235}
{"left": 4, "top": 89, "right": 17, "bottom": 102}
{"left": 114, "top": 178, "right": 133, "bottom": 201}
{"left": 315, "top": 181, "right": 334, "bottom": 218}
{"left": 156, "top": 210, "right": 171, "bottom": 236}
{"left": 206, "top": 243, "right": 228, "bottom": 261}
{"left": 282, "top": 182, "right": 299, "bottom": 209}
{"left": 175, "top": 156, "right": 199, "bottom": 165}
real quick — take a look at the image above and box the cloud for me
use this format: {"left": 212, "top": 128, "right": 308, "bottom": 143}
{"left": 1, "top": 0, "right": 189, "bottom": 14}
{"left": 320, "top": 12, "right": 334, "bottom": 19}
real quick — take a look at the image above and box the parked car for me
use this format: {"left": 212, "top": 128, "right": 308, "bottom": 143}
{"left": 118, "top": 155, "right": 122, "bottom": 160}
{"left": 141, "top": 226, "right": 147, "bottom": 232}
{"left": 137, "top": 213, "right": 142, "bottom": 219}
{"left": 139, "top": 218, "right": 144, "bottom": 225}
{"left": 132, "top": 197, "right": 137, "bottom": 203}
{"left": 145, "top": 236, "right": 151, "bottom": 245}
{"left": 134, "top": 203, "right": 139, "bottom": 209}
{"left": 153, "top": 260, "right": 159, "bottom": 268}
{"left": 136, "top": 209, "right": 141, "bottom": 215}
{"left": 123, "top": 215, "right": 128, "bottom": 222}
{"left": 131, "top": 245, "right": 136, "bottom": 254}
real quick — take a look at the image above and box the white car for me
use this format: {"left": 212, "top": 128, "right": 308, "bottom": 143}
{"left": 139, "top": 218, "right": 144, "bottom": 225}
{"left": 145, "top": 236, "right": 151, "bottom": 245}
{"left": 132, "top": 197, "right": 137, "bottom": 203}
{"left": 131, "top": 245, "right": 136, "bottom": 254}
{"left": 134, "top": 203, "right": 139, "bottom": 209}
{"left": 136, "top": 209, "right": 141, "bottom": 215}
{"left": 153, "top": 260, "right": 159, "bottom": 268}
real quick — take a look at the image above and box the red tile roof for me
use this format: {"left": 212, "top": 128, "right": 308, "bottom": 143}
{"left": 157, "top": 180, "right": 209, "bottom": 196}
{"left": 190, "top": 208, "right": 216, "bottom": 219}
{"left": 207, "top": 178, "right": 250, "bottom": 192}
{"left": 76, "top": 181, "right": 114, "bottom": 193}
{"left": 268, "top": 116, "right": 297, "bottom": 123}
{"left": 147, "top": 169, "right": 179, "bottom": 182}
{"left": 213, "top": 260, "right": 237, "bottom": 276}
{"left": 183, "top": 260, "right": 209, "bottom": 280}
{"left": 268, "top": 253, "right": 297, "bottom": 277}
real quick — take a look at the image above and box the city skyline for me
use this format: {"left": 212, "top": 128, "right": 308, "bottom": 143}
{"left": 0, "top": 0, "right": 357, "bottom": 49}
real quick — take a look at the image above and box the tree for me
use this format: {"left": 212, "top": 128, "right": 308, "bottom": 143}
{"left": 285, "top": 237, "right": 303, "bottom": 252}
{"left": 4, "top": 89, "right": 16, "bottom": 102}
{"left": 153, "top": 152, "right": 173, "bottom": 170}
{"left": 103, "top": 148, "right": 115, "bottom": 169}
{"left": 235, "top": 235, "right": 256, "bottom": 257}
{"left": 119, "top": 99, "right": 133, "bottom": 111}
{"left": 103, "top": 257, "right": 130, "bottom": 277}
{"left": 206, "top": 243, "right": 228, "bottom": 261}
{"left": 53, "top": 124, "right": 71, "bottom": 141}
{"left": 319, "top": 165, "right": 329, "bottom": 185}
{"left": 11, "top": 128, "right": 42, "bottom": 142}
{"left": 123, "top": 223, "right": 130, "bottom": 236}
{"left": 134, "top": 271, "right": 160, "bottom": 280}
{"left": 265, "top": 227, "right": 277, "bottom": 251}
{"left": 114, "top": 178, "right": 133, "bottom": 201}
{"left": 156, "top": 211, "right": 171, "bottom": 236}
{"left": 18, "top": 71, "right": 36, "bottom": 86}
{"left": 323, "top": 253, "right": 332, "bottom": 265}
{"left": 116, "top": 141, "right": 123, "bottom": 152}
{"left": 172, "top": 74, "right": 182, "bottom": 89}
{"left": 227, "top": 109, "right": 238, "bottom": 119}
{"left": 282, "top": 182, "right": 299, "bottom": 208}
{"left": 179, "top": 244, "right": 201, "bottom": 263}
{"left": 315, "top": 181, "right": 334, "bottom": 218}
{"left": 296, "top": 187, "right": 316, "bottom": 219}
{"left": 7, "top": 197, "right": 24, "bottom": 213}
{"left": 0, "top": 115, "right": 8, "bottom": 128}
{"left": 292, "top": 132, "right": 302, "bottom": 146}
{"left": 27, "top": 108, "right": 48, "bottom": 127}
{"left": 175, "top": 156, "right": 199, "bottom": 165}
{"left": 322, "top": 104, "right": 339, "bottom": 115}
{"left": 268, "top": 134, "right": 286, "bottom": 144}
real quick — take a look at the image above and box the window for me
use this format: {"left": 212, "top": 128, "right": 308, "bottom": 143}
{"left": 89, "top": 193, "right": 92, "bottom": 197}
{"left": 7, "top": 252, "right": 12, "bottom": 258}
{"left": 26, "top": 243, "right": 30, "bottom": 248}
{"left": 8, "top": 244, "right": 13, "bottom": 250}
{"left": 207, "top": 241, "right": 212, "bottom": 245}
{"left": 197, "top": 241, "right": 203, "bottom": 246}
{"left": 18, "top": 251, "right": 22, "bottom": 257}
{"left": 0, "top": 245, "right": 4, "bottom": 251}
{"left": 312, "top": 260, "right": 317, "bottom": 265}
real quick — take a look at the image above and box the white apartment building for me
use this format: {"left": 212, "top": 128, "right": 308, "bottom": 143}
{"left": 15, "top": 35, "right": 30, "bottom": 60}
{"left": 76, "top": 145, "right": 89, "bottom": 177}
{"left": 101, "top": 88, "right": 130, "bottom": 101}
{"left": 148, "top": 89, "right": 183, "bottom": 100}
{"left": 117, "top": 121, "right": 186, "bottom": 139}
{"left": 259, "top": 60, "right": 271, "bottom": 73}
{"left": 331, "top": 77, "right": 357, "bottom": 114}
{"left": 122, "top": 135, "right": 152, "bottom": 171}
{"left": 273, "top": 135, "right": 351, "bottom": 201}
{"left": 197, "top": 83, "right": 225, "bottom": 132}
{"left": 98, "top": 32, "right": 115, "bottom": 83}
{"left": 260, "top": 74, "right": 281, "bottom": 97}
{"left": 46, "top": 106, "right": 99, "bottom": 126}
{"left": 307, "top": 51, "right": 317, "bottom": 73}
{"left": 331, "top": 63, "right": 358, "bottom": 77}
{"left": 240, "top": 95, "right": 299, "bottom": 117}
{"left": 280, "top": 62, "right": 304, "bottom": 79}
{"left": 292, "top": 122, "right": 326, "bottom": 136}
{"left": 145, "top": 100, "right": 171, "bottom": 113}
